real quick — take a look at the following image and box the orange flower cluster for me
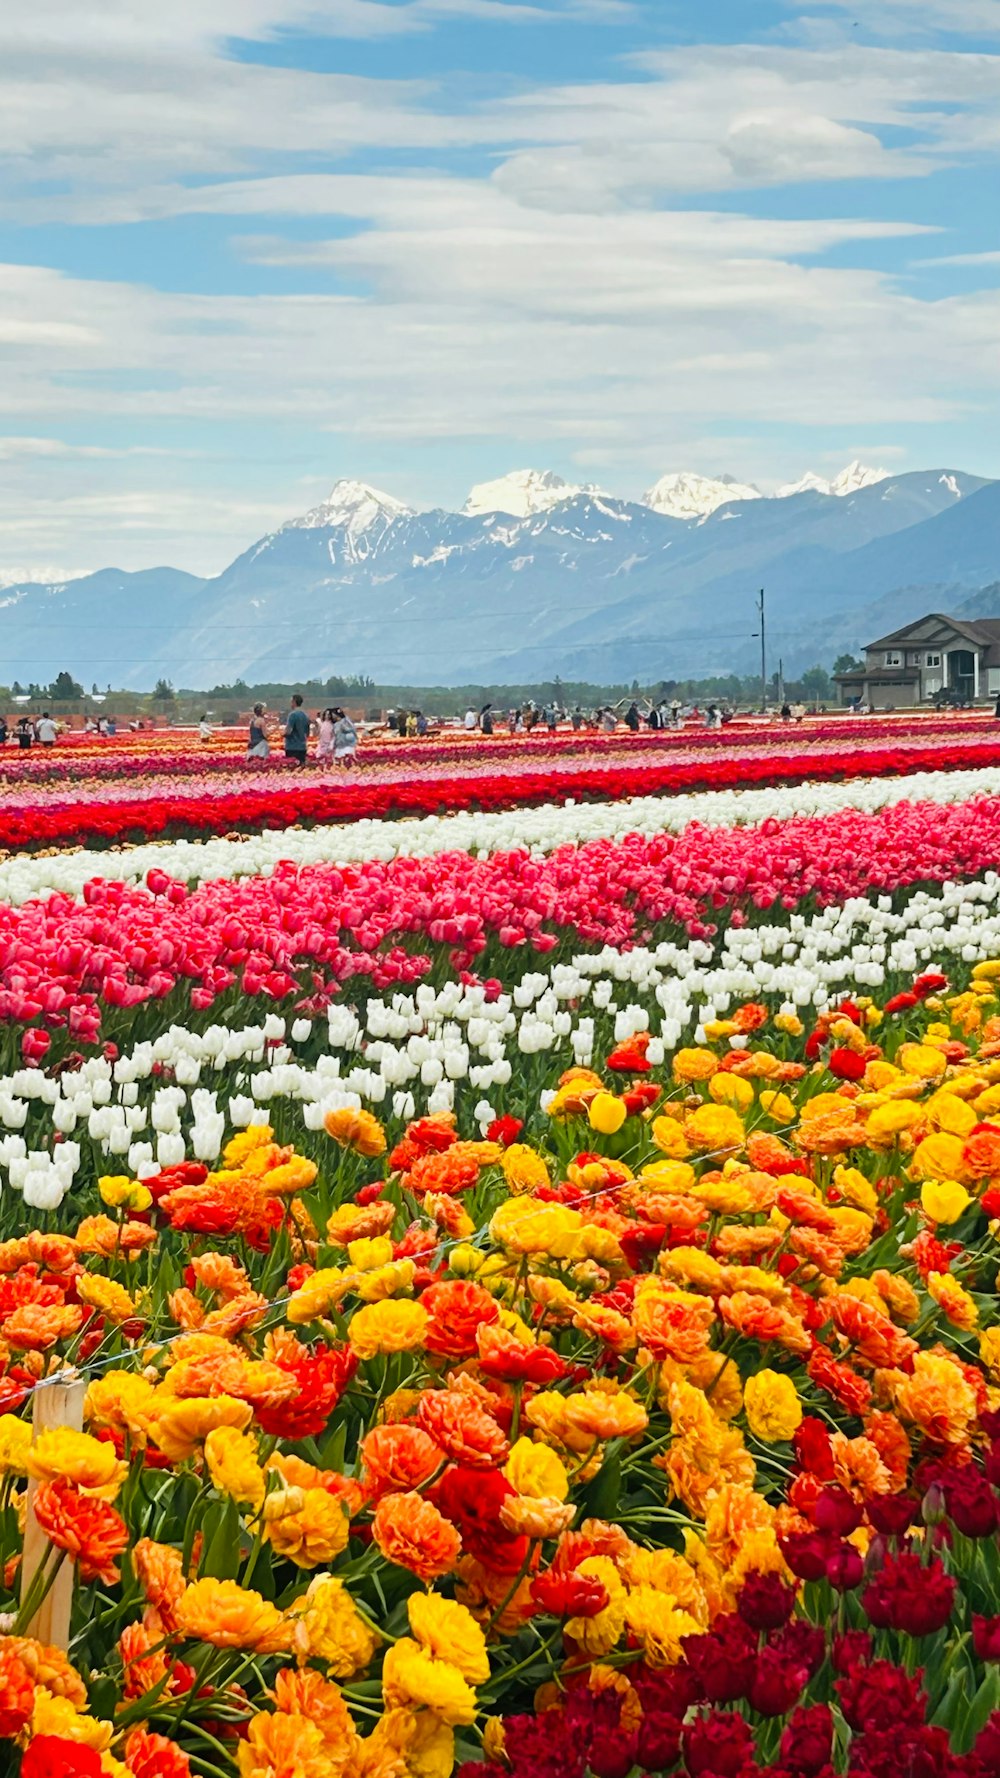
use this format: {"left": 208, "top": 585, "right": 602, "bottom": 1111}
{"left": 5, "top": 965, "right": 1000, "bottom": 1776}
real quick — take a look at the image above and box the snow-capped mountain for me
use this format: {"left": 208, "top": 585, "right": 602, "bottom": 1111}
{"left": 287, "top": 479, "right": 415, "bottom": 535}
{"left": 463, "top": 469, "right": 600, "bottom": 519}
{"left": 0, "top": 464, "right": 993, "bottom": 689}
{"left": 0, "top": 561, "right": 92, "bottom": 589}
{"left": 282, "top": 461, "right": 901, "bottom": 536}
{"left": 775, "top": 461, "right": 891, "bottom": 499}
{"left": 642, "top": 471, "right": 761, "bottom": 521}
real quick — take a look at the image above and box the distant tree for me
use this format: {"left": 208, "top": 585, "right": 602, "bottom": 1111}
{"left": 11, "top": 681, "right": 23, "bottom": 697}
{"left": 801, "top": 665, "right": 832, "bottom": 699}
{"left": 153, "top": 678, "right": 176, "bottom": 701}
{"left": 50, "top": 670, "right": 83, "bottom": 699}
{"left": 28, "top": 682, "right": 42, "bottom": 700}
{"left": 833, "top": 653, "right": 863, "bottom": 675}
{"left": 91, "top": 682, "right": 99, "bottom": 696}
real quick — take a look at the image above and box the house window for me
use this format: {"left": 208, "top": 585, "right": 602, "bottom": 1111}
{"left": 925, "top": 653, "right": 941, "bottom": 668}
{"left": 884, "top": 651, "right": 902, "bottom": 667}
{"left": 989, "top": 668, "right": 1000, "bottom": 695}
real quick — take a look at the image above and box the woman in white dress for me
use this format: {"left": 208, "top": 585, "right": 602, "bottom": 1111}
{"left": 316, "top": 707, "right": 336, "bottom": 764}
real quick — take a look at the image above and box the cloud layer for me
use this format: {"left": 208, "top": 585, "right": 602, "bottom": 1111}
{"left": 0, "top": 1, "right": 999, "bottom": 573}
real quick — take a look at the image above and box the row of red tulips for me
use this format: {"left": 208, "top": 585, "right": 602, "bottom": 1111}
{"left": 5, "top": 737, "right": 1000, "bottom": 852}
{"left": 0, "top": 728, "right": 873, "bottom": 794}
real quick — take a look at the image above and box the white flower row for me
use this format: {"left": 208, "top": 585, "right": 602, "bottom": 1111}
{"left": 3, "top": 872, "right": 1000, "bottom": 1208}
{"left": 3, "top": 762, "right": 1000, "bottom": 905}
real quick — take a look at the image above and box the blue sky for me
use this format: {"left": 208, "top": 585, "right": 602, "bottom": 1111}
{"left": 1, "top": 0, "right": 999, "bottom": 577}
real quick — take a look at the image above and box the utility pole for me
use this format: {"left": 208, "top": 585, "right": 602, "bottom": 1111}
{"left": 756, "top": 588, "right": 766, "bottom": 712}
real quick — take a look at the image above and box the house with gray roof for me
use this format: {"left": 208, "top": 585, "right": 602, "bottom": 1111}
{"left": 833, "top": 613, "right": 1000, "bottom": 708}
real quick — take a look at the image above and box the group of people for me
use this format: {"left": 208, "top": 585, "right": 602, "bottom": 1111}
{"left": 0, "top": 713, "right": 60, "bottom": 749}
{"left": 388, "top": 709, "right": 430, "bottom": 738}
{"left": 621, "top": 699, "right": 701, "bottom": 730}
{"left": 83, "top": 715, "right": 145, "bottom": 735}
{"left": 240, "top": 695, "right": 359, "bottom": 767}
{"left": 455, "top": 698, "right": 728, "bottom": 735}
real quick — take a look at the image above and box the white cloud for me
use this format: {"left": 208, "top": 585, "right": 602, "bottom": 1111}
{"left": 0, "top": 437, "right": 192, "bottom": 460}
{"left": 936, "top": 251, "right": 1000, "bottom": 264}
{"left": 802, "top": 0, "right": 1000, "bottom": 38}
{"left": 0, "top": 219, "right": 992, "bottom": 454}
{"left": 0, "top": 437, "right": 112, "bottom": 460}
{"left": 5, "top": 34, "right": 998, "bottom": 224}
{"left": 3, "top": 0, "right": 620, "bottom": 53}
{"left": 487, "top": 41, "right": 1000, "bottom": 210}
{"left": 1, "top": 15, "right": 999, "bottom": 570}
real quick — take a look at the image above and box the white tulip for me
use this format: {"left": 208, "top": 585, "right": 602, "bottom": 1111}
{"left": 426, "top": 1081, "right": 454, "bottom": 1115}
{"left": 191, "top": 1122, "right": 224, "bottom": 1162}
{"left": 23, "top": 1170, "right": 65, "bottom": 1210}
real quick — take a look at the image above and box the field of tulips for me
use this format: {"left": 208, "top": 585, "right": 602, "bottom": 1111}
{"left": 5, "top": 714, "right": 1000, "bottom": 851}
{"left": 9, "top": 724, "right": 1000, "bottom": 1776}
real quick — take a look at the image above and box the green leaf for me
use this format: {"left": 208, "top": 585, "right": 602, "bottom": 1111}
{"left": 930, "top": 1668, "right": 969, "bottom": 1731}
{"left": 198, "top": 1496, "right": 242, "bottom": 1581}
{"left": 956, "top": 1665, "right": 1000, "bottom": 1753}
{"left": 318, "top": 1418, "right": 348, "bottom": 1472}
{"left": 88, "top": 1674, "right": 119, "bottom": 1720}
{"left": 580, "top": 1446, "right": 622, "bottom": 1520}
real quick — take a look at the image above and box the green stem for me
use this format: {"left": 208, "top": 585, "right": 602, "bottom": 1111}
{"left": 13, "top": 1545, "right": 69, "bottom": 1637}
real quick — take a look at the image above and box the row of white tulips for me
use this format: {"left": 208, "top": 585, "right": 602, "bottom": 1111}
{"left": 4, "top": 763, "right": 1000, "bottom": 905}
{"left": 2, "top": 872, "right": 998, "bottom": 1208}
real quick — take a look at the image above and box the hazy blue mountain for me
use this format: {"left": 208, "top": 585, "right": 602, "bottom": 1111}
{"left": 0, "top": 568, "right": 205, "bottom": 687}
{"left": 0, "top": 467, "right": 994, "bottom": 687}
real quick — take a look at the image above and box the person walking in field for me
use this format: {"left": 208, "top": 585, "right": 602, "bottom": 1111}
{"left": 284, "top": 693, "right": 310, "bottom": 765}
{"left": 333, "top": 707, "right": 358, "bottom": 768}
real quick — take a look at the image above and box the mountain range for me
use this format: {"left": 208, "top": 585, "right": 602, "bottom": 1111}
{"left": 3, "top": 462, "right": 999, "bottom": 689}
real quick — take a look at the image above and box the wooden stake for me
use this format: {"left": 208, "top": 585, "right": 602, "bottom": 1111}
{"left": 20, "top": 1375, "right": 86, "bottom": 1650}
